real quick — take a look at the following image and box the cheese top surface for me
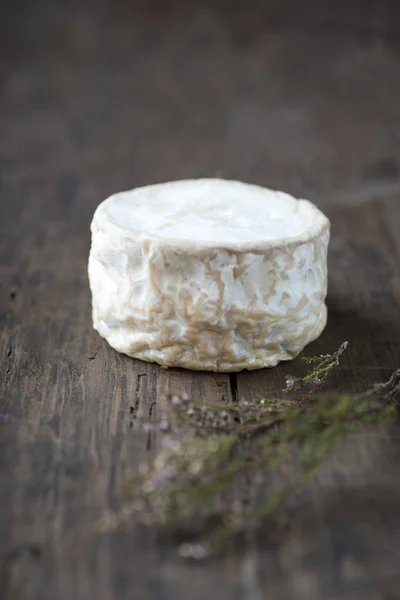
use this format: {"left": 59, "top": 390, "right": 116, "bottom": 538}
{"left": 103, "top": 179, "right": 322, "bottom": 245}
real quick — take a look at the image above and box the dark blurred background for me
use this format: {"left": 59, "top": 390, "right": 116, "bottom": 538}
{"left": 1, "top": 0, "right": 400, "bottom": 228}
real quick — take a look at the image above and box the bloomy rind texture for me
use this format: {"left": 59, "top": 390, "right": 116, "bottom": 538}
{"left": 88, "top": 182, "right": 330, "bottom": 372}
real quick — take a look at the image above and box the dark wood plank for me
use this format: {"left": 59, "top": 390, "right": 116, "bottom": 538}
{"left": 1, "top": 1, "right": 400, "bottom": 599}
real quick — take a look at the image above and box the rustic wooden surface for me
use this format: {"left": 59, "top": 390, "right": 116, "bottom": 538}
{"left": 2, "top": 1, "right": 400, "bottom": 598}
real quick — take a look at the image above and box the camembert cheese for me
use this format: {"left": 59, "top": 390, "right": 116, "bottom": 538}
{"left": 88, "top": 179, "right": 330, "bottom": 371}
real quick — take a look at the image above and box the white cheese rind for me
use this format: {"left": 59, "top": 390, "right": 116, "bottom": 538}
{"left": 88, "top": 179, "right": 330, "bottom": 372}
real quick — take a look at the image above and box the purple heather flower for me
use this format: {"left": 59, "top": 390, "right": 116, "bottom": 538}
{"left": 286, "top": 379, "right": 295, "bottom": 390}
{"left": 171, "top": 395, "right": 180, "bottom": 405}
{"left": 311, "top": 377, "right": 321, "bottom": 386}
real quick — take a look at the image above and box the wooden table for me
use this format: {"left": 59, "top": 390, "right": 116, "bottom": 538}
{"left": 1, "top": 1, "right": 400, "bottom": 598}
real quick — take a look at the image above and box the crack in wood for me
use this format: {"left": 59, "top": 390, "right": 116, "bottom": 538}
{"left": 229, "top": 373, "right": 238, "bottom": 403}
{"left": 130, "top": 373, "right": 147, "bottom": 420}
{"left": 228, "top": 372, "right": 263, "bottom": 588}
{"left": 147, "top": 401, "right": 157, "bottom": 451}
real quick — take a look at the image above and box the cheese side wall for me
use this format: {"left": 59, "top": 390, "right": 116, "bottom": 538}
{"left": 89, "top": 215, "right": 329, "bottom": 372}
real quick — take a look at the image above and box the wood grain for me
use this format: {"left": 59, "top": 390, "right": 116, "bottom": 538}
{"left": 1, "top": 1, "right": 400, "bottom": 598}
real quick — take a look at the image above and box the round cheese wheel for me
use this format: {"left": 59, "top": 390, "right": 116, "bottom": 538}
{"left": 88, "top": 179, "right": 330, "bottom": 372}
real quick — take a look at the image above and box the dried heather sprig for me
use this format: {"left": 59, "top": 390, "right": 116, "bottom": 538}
{"left": 98, "top": 342, "right": 400, "bottom": 560}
